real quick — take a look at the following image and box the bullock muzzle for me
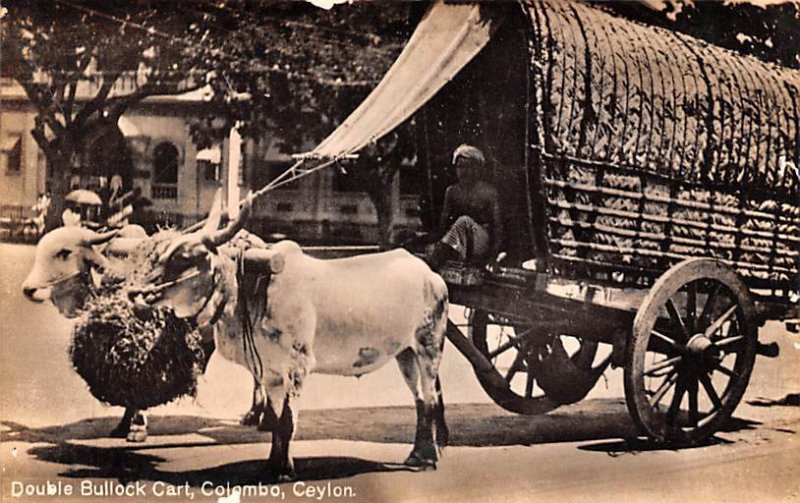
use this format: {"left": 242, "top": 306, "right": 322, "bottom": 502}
{"left": 21, "top": 270, "right": 82, "bottom": 302}
{"left": 127, "top": 268, "right": 203, "bottom": 304}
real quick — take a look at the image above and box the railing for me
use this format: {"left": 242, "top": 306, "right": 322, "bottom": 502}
{"left": 151, "top": 184, "right": 178, "bottom": 200}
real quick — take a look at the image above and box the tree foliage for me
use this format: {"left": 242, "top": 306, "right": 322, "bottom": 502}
{"left": 1, "top": 0, "right": 216, "bottom": 228}
{"left": 598, "top": 1, "right": 800, "bottom": 69}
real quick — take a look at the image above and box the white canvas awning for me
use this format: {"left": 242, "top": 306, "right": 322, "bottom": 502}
{"left": 117, "top": 116, "right": 142, "bottom": 137}
{"left": 309, "top": 1, "right": 499, "bottom": 158}
{"left": 196, "top": 146, "right": 222, "bottom": 163}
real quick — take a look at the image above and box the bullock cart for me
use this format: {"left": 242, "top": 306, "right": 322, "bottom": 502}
{"left": 418, "top": 0, "right": 800, "bottom": 446}
{"left": 285, "top": 0, "right": 798, "bottom": 445}
{"left": 255, "top": 1, "right": 799, "bottom": 445}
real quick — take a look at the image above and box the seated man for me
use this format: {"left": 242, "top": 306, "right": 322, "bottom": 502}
{"left": 427, "top": 144, "right": 503, "bottom": 269}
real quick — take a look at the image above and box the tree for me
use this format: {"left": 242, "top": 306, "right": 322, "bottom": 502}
{"left": 186, "top": 1, "right": 418, "bottom": 246}
{"left": 1, "top": 1, "right": 214, "bottom": 229}
{"left": 3, "top": 0, "right": 421, "bottom": 242}
{"left": 598, "top": 1, "right": 800, "bottom": 69}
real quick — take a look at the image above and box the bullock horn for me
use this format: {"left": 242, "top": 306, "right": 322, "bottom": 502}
{"left": 201, "top": 189, "right": 224, "bottom": 235}
{"left": 80, "top": 229, "right": 119, "bottom": 246}
{"left": 204, "top": 191, "right": 254, "bottom": 247}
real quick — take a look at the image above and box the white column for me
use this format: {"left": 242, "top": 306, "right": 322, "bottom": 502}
{"left": 227, "top": 124, "right": 242, "bottom": 219}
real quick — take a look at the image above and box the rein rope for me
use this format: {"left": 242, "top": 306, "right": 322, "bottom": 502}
{"left": 237, "top": 248, "right": 264, "bottom": 381}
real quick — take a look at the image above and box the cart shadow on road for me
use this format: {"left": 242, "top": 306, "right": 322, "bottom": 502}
{"left": 1, "top": 398, "right": 761, "bottom": 484}
{"left": 576, "top": 415, "right": 760, "bottom": 455}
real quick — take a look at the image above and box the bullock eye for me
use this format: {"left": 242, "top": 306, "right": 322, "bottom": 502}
{"left": 55, "top": 249, "right": 72, "bottom": 260}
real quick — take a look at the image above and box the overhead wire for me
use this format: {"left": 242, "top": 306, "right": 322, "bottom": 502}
{"left": 32, "top": 0, "right": 397, "bottom": 88}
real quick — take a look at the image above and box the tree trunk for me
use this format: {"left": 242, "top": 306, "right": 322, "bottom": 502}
{"left": 43, "top": 151, "right": 74, "bottom": 232}
{"left": 370, "top": 171, "right": 398, "bottom": 250}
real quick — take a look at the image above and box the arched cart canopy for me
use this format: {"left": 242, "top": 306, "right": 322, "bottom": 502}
{"left": 529, "top": 0, "right": 800, "bottom": 196}
{"left": 286, "top": 0, "right": 799, "bottom": 292}
{"left": 310, "top": 0, "right": 799, "bottom": 199}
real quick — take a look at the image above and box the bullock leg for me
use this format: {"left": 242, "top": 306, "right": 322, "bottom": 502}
{"left": 395, "top": 348, "right": 441, "bottom": 469}
{"left": 263, "top": 389, "right": 298, "bottom": 481}
{"left": 434, "top": 376, "right": 449, "bottom": 449}
{"left": 110, "top": 408, "right": 148, "bottom": 442}
{"left": 109, "top": 408, "right": 136, "bottom": 438}
{"left": 242, "top": 379, "right": 266, "bottom": 427}
{"left": 126, "top": 411, "right": 148, "bottom": 443}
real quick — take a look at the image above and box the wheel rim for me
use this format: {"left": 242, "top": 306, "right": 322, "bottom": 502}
{"left": 625, "top": 259, "right": 758, "bottom": 444}
{"left": 470, "top": 310, "right": 604, "bottom": 414}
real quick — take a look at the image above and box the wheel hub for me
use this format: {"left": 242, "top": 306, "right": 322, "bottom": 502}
{"left": 685, "top": 333, "right": 721, "bottom": 368}
{"left": 686, "top": 334, "right": 713, "bottom": 355}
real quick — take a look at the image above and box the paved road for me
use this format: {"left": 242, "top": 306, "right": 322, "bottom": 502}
{"left": 1, "top": 242, "right": 799, "bottom": 502}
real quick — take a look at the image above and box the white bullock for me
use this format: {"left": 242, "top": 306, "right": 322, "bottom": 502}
{"left": 130, "top": 195, "right": 449, "bottom": 479}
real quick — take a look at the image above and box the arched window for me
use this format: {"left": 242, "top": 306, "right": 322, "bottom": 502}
{"left": 153, "top": 142, "right": 179, "bottom": 183}
{"left": 152, "top": 142, "right": 179, "bottom": 199}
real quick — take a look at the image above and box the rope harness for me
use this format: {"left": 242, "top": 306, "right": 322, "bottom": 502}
{"left": 236, "top": 248, "right": 266, "bottom": 382}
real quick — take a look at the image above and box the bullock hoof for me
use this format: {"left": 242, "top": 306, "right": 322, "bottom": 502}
{"left": 403, "top": 451, "right": 438, "bottom": 471}
{"left": 277, "top": 472, "right": 297, "bottom": 483}
{"left": 126, "top": 425, "right": 148, "bottom": 443}
{"left": 240, "top": 409, "right": 261, "bottom": 427}
{"left": 266, "top": 464, "right": 297, "bottom": 482}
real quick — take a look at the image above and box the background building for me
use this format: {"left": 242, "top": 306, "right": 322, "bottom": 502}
{"left": 0, "top": 76, "right": 422, "bottom": 244}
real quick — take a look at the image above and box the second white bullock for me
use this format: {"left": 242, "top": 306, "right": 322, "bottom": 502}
{"left": 130, "top": 195, "right": 449, "bottom": 479}
{"left": 21, "top": 223, "right": 264, "bottom": 441}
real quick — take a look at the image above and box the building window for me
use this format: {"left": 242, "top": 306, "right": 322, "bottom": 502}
{"left": 199, "top": 161, "right": 220, "bottom": 181}
{"left": 2, "top": 134, "right": 22, "bottom": 174}
{"left": 197, "top": 146, "right": 221, "bottom": 182}
{"left": 152, "top": 142, "right": 178, "bottom": 199}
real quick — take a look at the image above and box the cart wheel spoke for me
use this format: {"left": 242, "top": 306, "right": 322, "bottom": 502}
{"left": 665, "top": 372, "right": 687, "bottom": 427}
{"left": 487, "top": 338, "right": 519, "bottom": 359}
{"left": 648, "top": 369, "right": 678, "bottom": 407}
{"left": 525, "top": 369, "right": 535, "bottom": 398}
{"left": 699, "top": 373, "right": 723, "bottom": 411}
{"left": 650, "top": 329, "right": 683, "bottom": 353}
{"left": 505, "top": 351, "right": 526, "bottom": 382}
{"left": 714, "top": 335, "right": 744, "bottom": 349}
{"left": 698, "top": 283, "right": 722, "bottom": 326}
{"left": 666, "top": 298, "right": 689, "bottom": 341}
{"left": 713, "top": 363, "right": 739, "bottom": 379}
{"left": 643, "top": 355, "right": 682, "bottom": 377}
{"left": 704, "top": 305, "right": 738, "bottom": 339}
{"left": 688, "top": 378, "right": 700, "bottom": 426}
{"left": 686, "top": 282, "right": 697, "bottom": 333}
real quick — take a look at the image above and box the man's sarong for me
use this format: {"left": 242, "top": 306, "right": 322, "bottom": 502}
{"left": 441, "top": 215, "right": 490, "bottom": 262}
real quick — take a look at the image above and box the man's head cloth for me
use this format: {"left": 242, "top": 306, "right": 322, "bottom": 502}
{"left": 452, "top": 144, "right": 485, "bottom": 166}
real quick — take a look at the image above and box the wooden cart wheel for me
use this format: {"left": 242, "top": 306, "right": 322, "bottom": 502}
{"left": 470, "top": 310, "right": 606, "bottom": 415}
{"left": 624, "top": 258, "right": 759, "bottom": 445}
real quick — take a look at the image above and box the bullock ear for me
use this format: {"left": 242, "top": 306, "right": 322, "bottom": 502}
{"left": 84, "top": 247, "right": 110, "bottom": 272}
{"left": 104, "top": 237, "right": 144, "bottom": 256}
{"left": 269, "top": 252, "right": 284, "bottom": 273}
{"left": 201, "top": 189, "right": 224, "bottom": 235}
{"left": 81, "top": 229, "right": 119, "bottom": 247}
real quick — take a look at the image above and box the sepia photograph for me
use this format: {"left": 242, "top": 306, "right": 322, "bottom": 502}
{"left": 1, "top": 0, "right": 799, "bottom": 501}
